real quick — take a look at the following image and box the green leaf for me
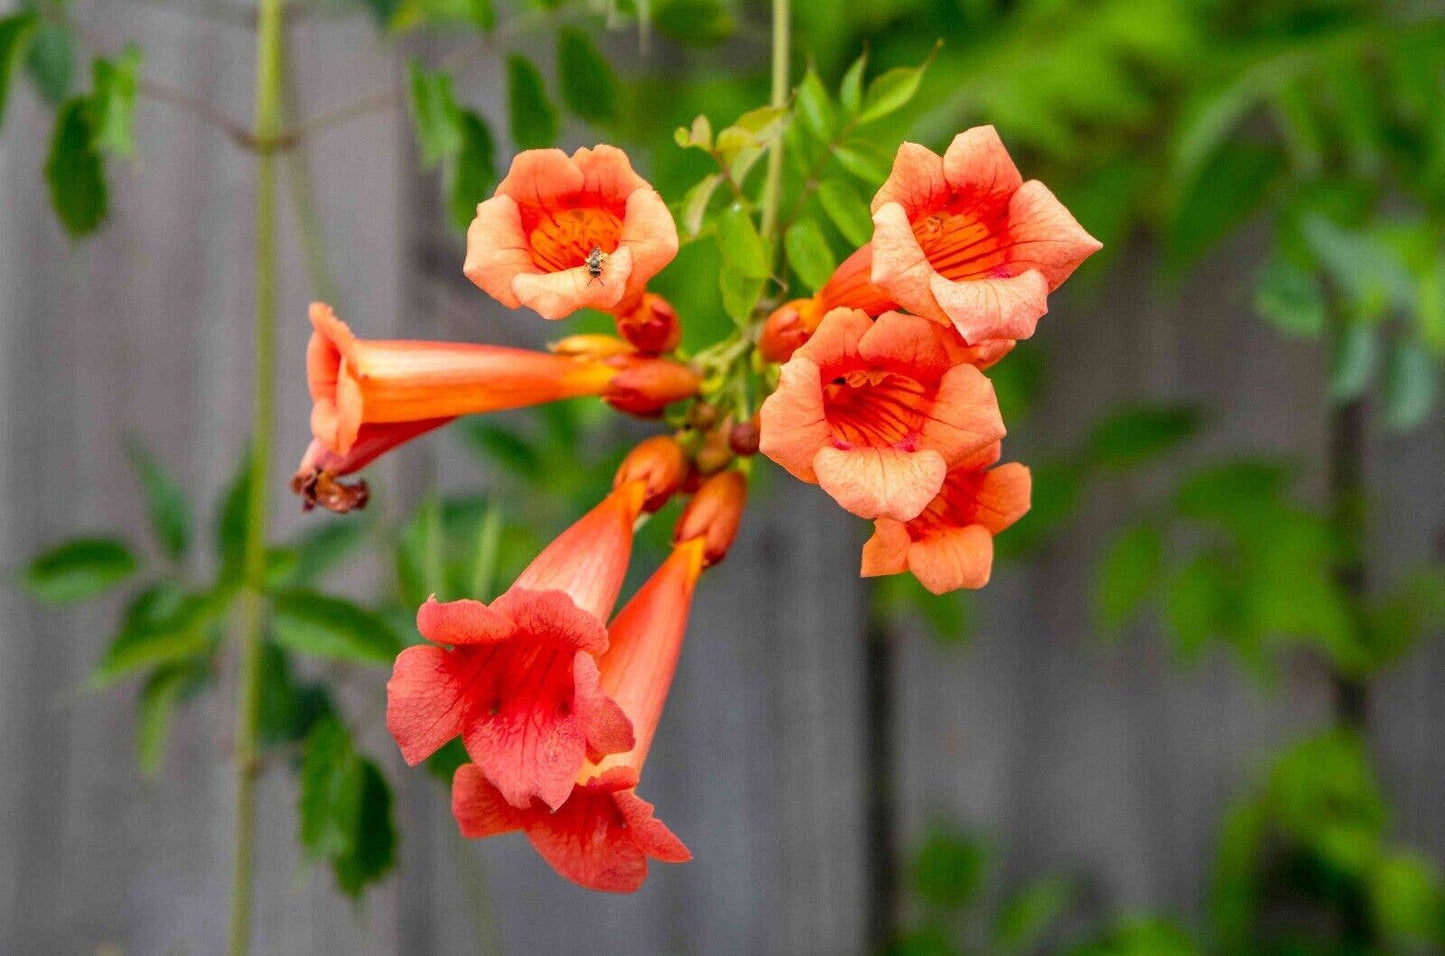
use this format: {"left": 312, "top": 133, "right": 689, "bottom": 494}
{"left": 838, "top": 50, "right": 867, "bottom": 116}
{"left": 1370, "top": 853, "right": 1445, "bottom": 945}
{"left": 25, "top": 20, "right": 73, "bottom": 105}
{"left": 833, "top": 141, "right": 891, "bottom": 184}
{"left": 506, "top": 54, "right": 557, "bottom": 150}
{"left": 1175, "top": 460, "right": 1292, "bottom": 523}
{"left": 993, "top": 876, "right": 1076, "bottom": 954}
{"left": 887, "top": 926, "right": 958, "bottom": 956}
{"left": 273, "top": 519, "right": 368, "bottom": 590}
{"left": 358, "top": 0, "right": 401, "bottom": 26}
{"left": 45, "top": 97, "right": 108, "bottom": 236}
{"left": 653, "top": 0, "right": 733, "bottom": 46}
{"left": 446, "top": 108, "right": 496, "bottom": 230}
{"left": 557, "top": 27, "right": 617, "bottom": 123}
{"left": 855, "top": 48, "right": 934, "bottom": 126}
{"left": 24, "top": 536, "right": 137, "bottom": 603}
{"left": 715, "top": 105, "right": 787, "bottom": 184}
{"left": 1329, "top": 323, "right": 1378, "bottom": 403}
{"left": 1164, "top": 554, "right": 1233, "bottom": 661}
{"left": 91, "top": 46, "right": 141, "bottom": 157}
{"left": 1253, "top": 256, "right": 1324, "bottom": 338}
{"left": 258, "top": 640, "right": 333, "bottom": 747}
{"left": 716, "top": 202, "right": 769, "bottom": 325}
{"left": 1303, "top": 216, "right": 1415, "bottom": 320}
{"left": 94, "top": 585, "right": 221, "bottom": 684}
{"left": 332, "top": 759, "right": 396, "bottom": 897}
{"left": 299, "top": 716, "right": 362, "bottom": 859}
{"left": 678, "top": 172, "right": 722, "bottom": 237}
{"left": 456, "top": 420, "right": 544, "bottom": 481}
{"left": 871, "top": 574, "right": 970, "bottom": 647}
{"left": 1084, "top": 404, "right": 1200, "bottom": 470}
{"left": 784, "top": 218, "right": 836, "bottom": 292}
{"left": 425, "top": 736, "right": 469, "bottom": 782}
{"left": 1097, "top": 524, "right": 1162, "bottom": 632}
{"left": 816, "top": 178, "right": 871, "bottom": 246}
{"left": 673, "top": 114, "right": 712, "bottom": 152}
{"left": 912, "top": 825, "right": 985, "bottom": 909}
{"left": 391, "top": 0, "right": 493, "bottom": 30}
{"left": 406, "top": 62, "right": 461, "bottom": 167}
{"left": 299, "top": 716, "right": 396, "bottom": 897}
{"left": 1167, "top": 144, "right": 1281, "bottom": 269}
{"left": 0, "top": 11, "right": 39, "bottom": 131}
{"left": 271, "top": 590, "right": 401, "bottom": 665}
{"left": 796, "top": 66, "right": 835, "bottom": 140}
{"left": 216, "top": 448, "right": 251, "bottom": 572}
{"left": 135, "top": 661, "right": 206, "bottom": 778}
{"left": 124, "top": 437, "right": 191, "bottom": 561}
{"left": 1382, "top": 339, "right": 1436, "bottom": 431}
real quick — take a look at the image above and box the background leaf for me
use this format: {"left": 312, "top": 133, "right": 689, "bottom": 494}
{"left": 0, "top": 11, "right": 38, "bottom": 131}
{"left": 25, "top": 19, "right": 73, "bottom": 105}
{"left": 506, "top": 55, "right": 557, "bottom": 150}
{"left": 271, "top": 590, "right": 402, "bottom": 665}
{"left": 24, "top": 536, "right": 136, "bottom": 603}
{"left": 125, "top": 438, "right": 191, "bottom": 561}
{"left": 557, "top": 27, "right": 618, "bottom": 123}
{"left": 45, "top": 97, "right": 108, "bottom": 236}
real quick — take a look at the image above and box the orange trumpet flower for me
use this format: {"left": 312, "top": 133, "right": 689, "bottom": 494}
{"left": 464, "top": 145, "right": 679, "bottom": 320}
{"left": 451, "top": 538, "right": 706, "bottom": 893}
{"left": 869, "top": 125, "right": 1101, "bottom": 344}
{"left": 386, "top": 482, "right": 648, "bottom": 811}
{"left": 861, "top": 442, "right": 1031, "bottom": 593}
{"left": 759, "top": 308, "right": 1005, "bottom": 522}
{"left": 305, "top": 303, "right": 618, "bottom": 456}
{"left": 290, "top": 418, "right": 450, "bottom": 513}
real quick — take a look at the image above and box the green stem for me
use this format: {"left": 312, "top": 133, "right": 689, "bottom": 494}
{"left": 757, "top": 0, "right": 791, "bottom": 245}
{"left": 228, "top": 1, "right": 285, "bottom": 954}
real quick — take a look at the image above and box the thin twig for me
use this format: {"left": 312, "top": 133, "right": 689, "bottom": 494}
{"left": 138, "top": 78, "right": 256, "bottom": 147}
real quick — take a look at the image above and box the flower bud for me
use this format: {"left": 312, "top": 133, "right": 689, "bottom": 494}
{"left": 604, "top": 357, "right": 703, "bottom": 417}
{"left": 549, "top": 333, "right": 638, "bottom": 362}
{"left": 615, "top": 435, "right": 688, "bottom": 513}
{"left": 693, "top": 426, "right": 733, "bottom": 475}
{"left": 758, "top": 298, "right": 822, "bottom": 363}
{"left": 613, "top": 292, "right": 682, "bottom": 354}
{"left": 687, "top": 401, "right": 719, "bottom": 431}
{"left": 728, "top": 415, "right": 760, "bottom": 456}
{"left": 674, "top": 470, "right": 748, "bottom": 566}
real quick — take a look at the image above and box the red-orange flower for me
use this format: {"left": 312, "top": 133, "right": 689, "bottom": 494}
{"left": 869, "top": 125, "right": 1101, "bottom": 344}
{"left": 291, "top": 419, "right": 450, "bottom": 512}
{"left": 861, "top": 442, "right": 1030, "bottom": 593}
{"left": 386, "top": 482, "right": 648, "bottom": 810}
{"left": 758, "top": 308, "right": 1005, "bottom": 522}
{"left": 464, "top": 146, "right": 678, "bottom": 320}
{"left": 306, "top": 302, "right": 617, "bottom": 456}
{"left": 613, "top": 291, "right": 682, "bottom": 354}
{"left": 451, "top": 538, "right": 706, "bottom": 893}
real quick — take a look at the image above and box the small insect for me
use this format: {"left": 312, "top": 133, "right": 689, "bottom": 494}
{"left": 586, "top": 245, "right": 609, "bottom": 285}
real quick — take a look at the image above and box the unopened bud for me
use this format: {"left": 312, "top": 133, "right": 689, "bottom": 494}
{"left": 614, "top": 435, "right": 688, "bottom": 513}
{"left": 613, "top": 292, "right": 682, "bottom": 354}
{"left": 674, "top": 470, "right": 748, "bottom": 566}
{"left": 687, "top": 401, "right": 719, "bottom": 431}
{"left": 728, "top": 415, "right": 761, "bottom": 456}
{"left": 693, "top": 426, "right": 733, "bottom": 475}
{"left": 604, "top": 357, "right": 703, "bottom": 417}
{"left": 549, "top": 333, "right": 637, "bottom": 362}
{"left": 758, "top": 298, "right": 823, "bottom": 363}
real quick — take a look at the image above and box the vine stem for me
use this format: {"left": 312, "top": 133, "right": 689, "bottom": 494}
{"left": 227, "top": 0, "right": 285, "bottom": 953}
{"left": 758, "top": 0, "right": 790, "bottom": 245}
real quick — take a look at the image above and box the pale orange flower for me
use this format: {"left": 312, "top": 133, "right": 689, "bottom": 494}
{"left": 464, "top": 146, "right": 678, "bottom": 320}
{"left": 861, "top": 442, "right": 1031, "bottom": 593}
{"left": 759, "top": 308, "right": 1004, "bottom": 522}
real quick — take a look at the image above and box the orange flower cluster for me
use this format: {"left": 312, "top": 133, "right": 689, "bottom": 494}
{"left": 760, "top": 126, "right": 1099, "bottom": 592}
{"left": 287, "top": 126, "right": 1095, "bottom": 892}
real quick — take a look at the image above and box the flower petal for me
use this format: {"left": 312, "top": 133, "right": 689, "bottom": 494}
{"left": 871, "top": 141, "right": 949, "bottom": 216}
{"left": 489, "top": 589, "right": 610, "bottom": 655}
{"left": 416, "top": 596, "right": 516, "bottom": 646}
{"left": 974, "top": 462, "right": 1031, "bottom": 534}
{"left": 510, "top": 251, "right": 632, "bottom": 320}
{"left": 1004, "top": 180, "right": 1103, "bottom": 290}
{"left": 858, "top": 310, "right": 953, "bottom": 382}
{"left": 928, "top": 268, "right": 1050, "bottom": 343}
{"left": 451, "top": 764, "right": 526, "bottom": 839}
{"left": 574, "top": 651, "right": 635, "bottom": 762}
{"left": 386, "top": 645, "right": 468, "bottom": 766}
{"left": 758, "top": 357, "right": 831, "bottom": 483}
{"left": 942, "top": 125, "right": 1022, "bottom": 204}
{"left": 463, "top": 195, "right": 534, "bottom": 310}
{"left": 907, "top": 523, "right": 995, "bottom": 594}
{"left": 812, "top": 445, "right": 947, "bottom": 521}
{"left": 616, "top": 187, "right": 680, "bottom": 302}
{"left": 918, "top": 363, "right": 1006, "bottom": 467}
{"left": 861, "top": 518, "right": 910, "bottom": 577}
{"left": 870, "top": 201, "right": 938, "bottom": 319}
{"left": 496, "top": 148, "right": 585, "bottom": 207}
{"left": 795, "top": 307, "right": 871, "bottom": 372}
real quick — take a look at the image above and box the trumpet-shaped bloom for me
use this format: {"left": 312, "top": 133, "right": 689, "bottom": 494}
{"left": 869, "top": 126, "right": 1101, "bottom": 343}
{"left": 451, "top": 539, "right": 706, "bottom": 893}
{"left": 386, "top": 482, "right": 648, "bottom": 810}
{"left": 861, "top": 443, "right": 1031, "bottom": 593}
{"left": 759, "top": 308, "right": 1005, "bottom": 522}
{"left": 290, "top": 419, "right": 452, "bottom": 513}
{"left": 464, "top": 146, "right": 679, "bottom": 320}
{"left": 306, "top": 303, "right": 618, "bottom": 455}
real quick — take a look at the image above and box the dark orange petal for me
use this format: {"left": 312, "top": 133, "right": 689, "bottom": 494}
{"left": 973, "top": 462, "right": 1031, "bottom": 534}
{"left": 916, "top": 363, "right": 1007, "bottom": 467}
{"left": 907, "top": 524, "right": 995, "bottom": 594}
{"left": 860, "top": 518, "right": 910, "bottom": 577}
{"left": 757, "top": 357, "right": 830, "bottom": 483}
{"left": 452, "top": 764, "right": 526, "bottom": 839}
{"left": 416, "top": 595, "right": 516, "bottom": 646}
{"left": 508, "top": 482, "right": 646, "bottom": 621}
